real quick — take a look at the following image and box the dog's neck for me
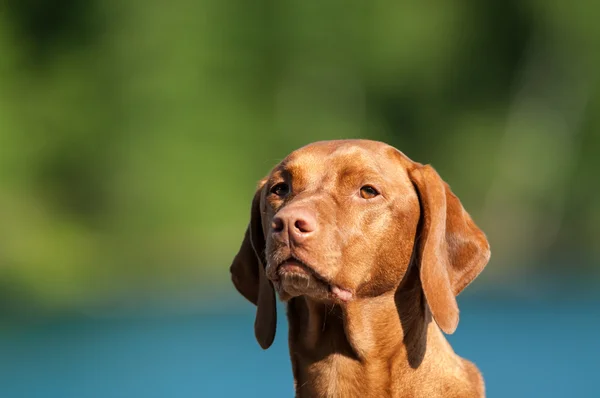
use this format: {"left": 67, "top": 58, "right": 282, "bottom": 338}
{"left": 286, "top": 265, "right": 466, "bottom": 398}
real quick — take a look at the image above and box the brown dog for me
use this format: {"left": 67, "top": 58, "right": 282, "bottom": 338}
{"left": 230, "top": 140, "right": 490, "bottom": 397}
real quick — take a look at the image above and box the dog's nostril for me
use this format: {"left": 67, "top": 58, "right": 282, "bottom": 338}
{"left": 294, "top": 218, "right": 313, "bottom": 234}
{"left": 272, "top": 217, "right": 284, "bottom": 233}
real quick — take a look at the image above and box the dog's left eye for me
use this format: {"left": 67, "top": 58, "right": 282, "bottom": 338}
{"left": 360, "top": 185, "right": 380, "bottom": 199}
{"left": 270, "top": 183, "right": 290, "bottom": 197}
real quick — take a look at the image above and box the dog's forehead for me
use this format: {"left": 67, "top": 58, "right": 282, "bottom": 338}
{"left": 291, "top": 139, "right": 388, "bottom": 157}
{"left": 280, "top": 140, "right": 402, "bottom": 173}
{"left": 272, "top": 140, "right": 414, "bottom": 188}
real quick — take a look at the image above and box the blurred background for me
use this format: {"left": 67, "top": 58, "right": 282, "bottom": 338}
{"left": 1, "top": 0, "right": 599, "bottom": 397}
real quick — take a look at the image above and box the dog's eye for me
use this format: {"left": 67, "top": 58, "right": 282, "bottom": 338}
{"left": 270, "top": 183, "right": 290, "bottom": 197}
{"left": 360, "top": 185, "right": 379, "bottom": 199}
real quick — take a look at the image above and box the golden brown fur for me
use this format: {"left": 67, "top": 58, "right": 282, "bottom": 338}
{"left": 230, "top": 140, "right": 490, "bottom": 398}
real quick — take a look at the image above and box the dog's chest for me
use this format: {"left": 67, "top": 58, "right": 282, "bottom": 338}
{"left": 302, "top": 353, "right": 366, "bottom": 398}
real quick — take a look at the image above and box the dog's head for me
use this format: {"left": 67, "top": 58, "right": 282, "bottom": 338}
{"left": 230, "top": 140, "right": 490, "bottom": 349}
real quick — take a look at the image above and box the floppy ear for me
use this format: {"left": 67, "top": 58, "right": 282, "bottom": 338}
{"left": 408, "top": 164, "right": 490, "bottom": 334}
{"left": 230, "top": 179, "right": 277, "bottom": 349}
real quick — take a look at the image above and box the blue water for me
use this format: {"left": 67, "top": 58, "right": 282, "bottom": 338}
{"left": 0, "top": 296, "right": 598, "bottom": 397}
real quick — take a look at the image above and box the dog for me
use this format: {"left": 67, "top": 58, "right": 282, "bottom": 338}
{"left": 230, "top": 139, "right": 490, "bottom": 397}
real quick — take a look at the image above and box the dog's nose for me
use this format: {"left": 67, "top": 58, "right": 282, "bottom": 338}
{"left": 272, "top": 209, "right": 317, "bottom": 242}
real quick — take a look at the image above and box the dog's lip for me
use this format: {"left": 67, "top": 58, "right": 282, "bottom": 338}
{"left": 277, "top": 257, "right": 323, "bottom": 280}
{"left": 276, "top": 256, "right": 354, "bottom": 302}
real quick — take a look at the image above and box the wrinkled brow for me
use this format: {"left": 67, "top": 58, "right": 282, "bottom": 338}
{"left": 336, "top": 165, "right": 382, "bottom": 185}
{"left": 273, "top": 161, "right": 314, "bottom": 187}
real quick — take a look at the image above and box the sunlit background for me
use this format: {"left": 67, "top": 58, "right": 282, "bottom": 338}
{"left": 1, "top": 1, "right": 599, "bottom": 397}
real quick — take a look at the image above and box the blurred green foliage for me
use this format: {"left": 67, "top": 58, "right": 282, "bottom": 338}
{"left": 1, "top": 0, "right": 599, "bottom": 312}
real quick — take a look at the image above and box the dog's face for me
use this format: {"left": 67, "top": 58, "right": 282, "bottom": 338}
{"left": 263, "top": 140, "right": 420, "bottom": 303}
{"left": 230, "top": 139, "right": 490, "bottom": 349}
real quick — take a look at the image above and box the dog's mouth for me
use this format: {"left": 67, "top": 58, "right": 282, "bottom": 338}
{"left": 273, "top": 256, "right": 353, "bottom": 302}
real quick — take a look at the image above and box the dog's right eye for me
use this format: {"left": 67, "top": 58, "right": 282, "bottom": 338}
{"left": 360, "top": 185, "right": 380, "bottom": 199}
{"left": 270, "top": 183, "right": 290, "bottom": 197}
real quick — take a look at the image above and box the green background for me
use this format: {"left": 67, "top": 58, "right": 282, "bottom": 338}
{"left": 1, "top": 0, "right": 599, "bottom": 315}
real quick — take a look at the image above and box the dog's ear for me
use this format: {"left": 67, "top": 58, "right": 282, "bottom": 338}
{"left": 230, "top": 179, "right": 277, "bottom": 349}
{"left": 408, "top": 164, "right": 490, "bottom": 334}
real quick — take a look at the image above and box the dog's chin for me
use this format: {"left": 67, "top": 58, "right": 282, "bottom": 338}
{"left": 277, "top": 269, "right": 331, "bottom": 302}
{"left": 274, "top": 260, "right": 353, "bottom": 303}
